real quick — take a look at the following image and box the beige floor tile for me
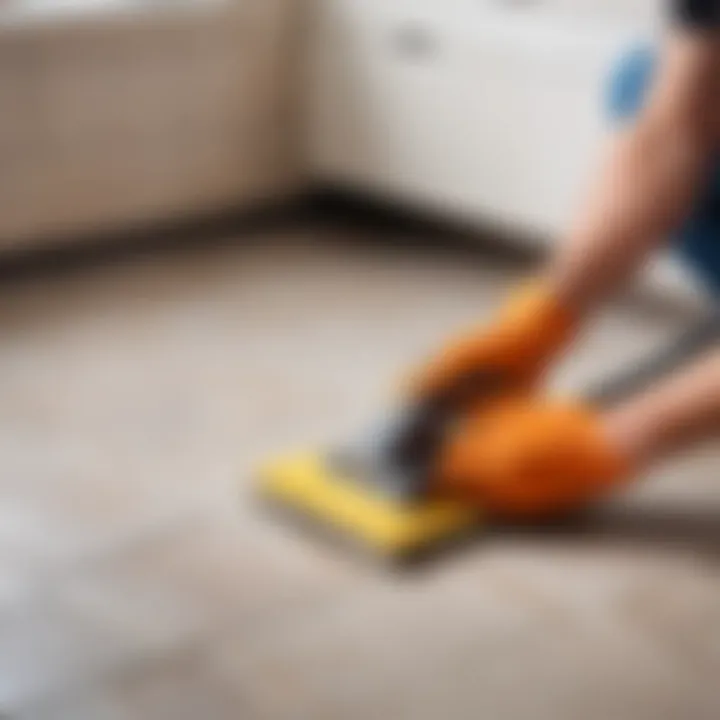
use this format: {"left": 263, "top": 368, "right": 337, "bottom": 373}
{"left": 17, "top": 690, "right": 134, "bottom": 720}
{"left": 0, "top": 593, "right": 134, "bottom": 712}
{"left": 0, "top": 448, "right": 209, "bottom": 571}
{"left": 19, "top": 646, "right": 254, "bottom": 720}
{"left": 59, "top": 507, "right": 362, "bottom": 651}
{"left": 212, "top": 566, "right": 717, "bottom": 720}
{"left": 0, "top": 225, "right": 716, "bottom": 720}
{"left": 0, "top": 543, "right": 34, "bottom": 613}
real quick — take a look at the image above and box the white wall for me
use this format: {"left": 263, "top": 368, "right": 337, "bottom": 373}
{"left": 527, "top": 0, "right": 662, "bottom": 25}
{"left": 0, "top": 0, "right": 306, "bottom": 246}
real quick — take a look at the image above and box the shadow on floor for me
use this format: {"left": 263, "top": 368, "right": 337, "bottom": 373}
{"left": 387, "top": 501, "right": 720, "bottom": 576}
{"left": 492, "top": 502, "right": 720, "bottom": 560}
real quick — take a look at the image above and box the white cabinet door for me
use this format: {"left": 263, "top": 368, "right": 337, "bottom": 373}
{"left": 307, "top": 0, "right": 639, "bottom": 238}
{"left": 308, "top": 0, "right": 486, "bottom": 209}
{"left": 456, "top": 22, "right": 624, "bottom": 234}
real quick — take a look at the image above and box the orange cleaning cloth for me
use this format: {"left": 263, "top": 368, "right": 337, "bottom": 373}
{"left": 436, "top": 398, "right": 633, "bottom": 519}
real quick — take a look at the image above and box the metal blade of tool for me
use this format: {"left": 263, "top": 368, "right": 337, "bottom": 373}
{"left": 329, "top": 369, "right": 513, "bottom": 502}
{"left": 587, "top": 309, "right": 720, "bottom": 406}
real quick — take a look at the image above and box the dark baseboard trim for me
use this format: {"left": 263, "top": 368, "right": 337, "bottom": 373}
{"left": 306, "top": 185, "right": 546, "bottom": 267}
{"left": 0, "top": 185, "right": 546, "bottom": 284}
{"left": 0, "top": 194, "right": 313, "bottom": 284}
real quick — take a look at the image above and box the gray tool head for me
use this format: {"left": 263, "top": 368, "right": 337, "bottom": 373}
{"left": 329, "top": 401, "right": 452, "bottom": 502}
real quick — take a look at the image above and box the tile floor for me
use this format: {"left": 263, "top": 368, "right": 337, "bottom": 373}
{"left": 0, "top": 222, "right": 717, "bottom": 719}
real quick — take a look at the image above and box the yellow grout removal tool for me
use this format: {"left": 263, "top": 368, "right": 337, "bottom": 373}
{"left": 257, "top": 376, "right": 502, "bottom": 563}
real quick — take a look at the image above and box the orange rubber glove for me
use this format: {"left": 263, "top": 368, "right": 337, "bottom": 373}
{"left": 410, "top": 283, "right": 576, "bottom": 405}
{"left": 435, "top": 398, "right": 633, "bottom": 518}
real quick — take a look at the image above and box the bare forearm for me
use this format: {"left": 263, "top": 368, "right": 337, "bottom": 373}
{"left": 605, "top": 350, "right": 720, "bottom": 467}
{"left": 548, "top": 32, "right": 720, "bottom": 314}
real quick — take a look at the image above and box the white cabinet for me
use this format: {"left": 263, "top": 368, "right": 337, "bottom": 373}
{"left": 307, "top": 0, "right": 642, "bottom": 239}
